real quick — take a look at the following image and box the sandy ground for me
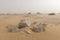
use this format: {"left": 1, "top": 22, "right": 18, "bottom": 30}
{"left": 0, "top": 14, "right": 60, "bottom": 40}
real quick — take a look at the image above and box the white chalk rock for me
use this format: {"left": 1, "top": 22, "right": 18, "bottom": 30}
{"left": 24, "top": 30, "right": 31, "bottom": 34}
{"left": 18, "top": 19, "right": 31, "bottom": 29}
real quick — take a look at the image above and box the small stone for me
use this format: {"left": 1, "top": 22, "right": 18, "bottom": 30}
{"left": 24, "top": 30, "right": 31, "bottom": 34}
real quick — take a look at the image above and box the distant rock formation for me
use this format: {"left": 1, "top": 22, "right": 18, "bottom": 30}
{"left": 48, "top": 13, "right": 55, "bottom": 15}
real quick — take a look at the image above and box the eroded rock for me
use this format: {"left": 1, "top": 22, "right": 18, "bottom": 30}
{"left": 31, "top": 23, "right": 47, "bottom": 32}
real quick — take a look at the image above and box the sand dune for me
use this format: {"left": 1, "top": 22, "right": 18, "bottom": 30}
{"left": 0, "top": 14, "right": 60, "bottom": 40}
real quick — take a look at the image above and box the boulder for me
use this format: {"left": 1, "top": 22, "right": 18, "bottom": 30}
{"left": 18, "top": 19, "right": 31, "bottom": 29}
{"left": 7, "top": 25, "right": 19, "bottom": 32}
{"left": 31, "top": 23, "right": 47, "bottom": 32}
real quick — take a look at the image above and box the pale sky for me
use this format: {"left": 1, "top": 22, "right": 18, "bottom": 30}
{"left": 0, "top": 0, "right": 60, "bottom": 13}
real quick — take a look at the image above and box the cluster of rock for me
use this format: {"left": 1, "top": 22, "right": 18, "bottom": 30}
{"left": 7, "top": 19, "right": 47, "bottom": 33}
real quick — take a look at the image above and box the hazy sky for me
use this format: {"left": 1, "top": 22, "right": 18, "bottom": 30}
{"left": 0, "top": 0, "right": 60, "bottom": 13}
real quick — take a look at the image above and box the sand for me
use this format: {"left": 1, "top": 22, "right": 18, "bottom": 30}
{"left": 0, "top": 14, "right": 60, "bottom": 40}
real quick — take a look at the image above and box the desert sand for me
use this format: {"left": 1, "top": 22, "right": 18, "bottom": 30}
{"left": 0, "top": 14, "right": 60, "bottom": 40}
